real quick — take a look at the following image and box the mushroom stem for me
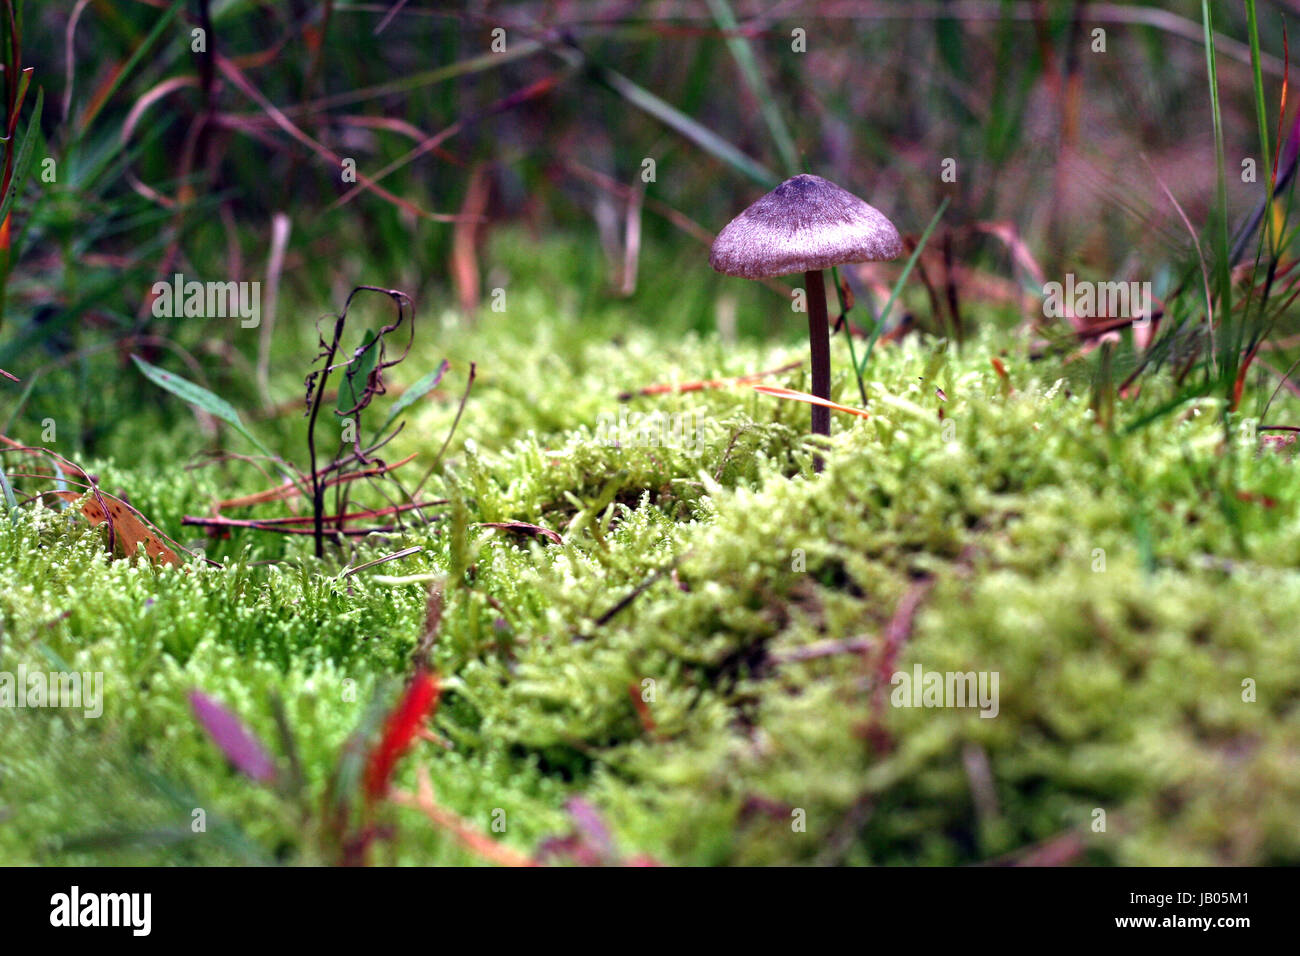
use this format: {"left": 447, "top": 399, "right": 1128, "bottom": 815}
{"left": 805, "top": 269, "right": 832, "bottom": 454}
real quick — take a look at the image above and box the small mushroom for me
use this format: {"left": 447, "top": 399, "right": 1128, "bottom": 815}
{"left": 710, "top": 173, "right": 902, "bottom": 468}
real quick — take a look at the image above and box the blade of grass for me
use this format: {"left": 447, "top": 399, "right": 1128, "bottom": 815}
{"left": 0, "top": 369, "right": 33, "bottom": 432}
{"left": 0, "top": 84, "right": 40, "bottom": 231}
{"left": 376, "top": 360, "right": 449, "bottom": 437}
{"left": 0, "top": 84, "right": 39, "bottom": 326}
{"left": 1236, "top": 0, "right": 1275, "bottom": 387}
{"left": 705, "top": 0, "right": 799, "bottom": 175}
{"left": 559, "top": 43, "right": 777, "bottom": 188}
{"left": 857, "top": 197, "right": 950, "bottom": 379}
{"left": 1123, "top": 381, "right": 1214, "bottom": 434}
{"left": 295, "top": 42, "right": 546, "bottom": 115}
{"left": 72, "top": 0, "right": 184, "bottom": 139}
{"left": 832, "top": 266, "right": 868, "bottom": 405}
{"left": 1246, "top": 2, "right": 1274, "bottom": 194}
{"left": 0, "top": 460, "right": 16, "bottom": 524}
{"left": 131, "top": 354, "right": 304, "bottom": 493}
{"left": 1202, "top": 0, "right": 1232, "bottom": 387}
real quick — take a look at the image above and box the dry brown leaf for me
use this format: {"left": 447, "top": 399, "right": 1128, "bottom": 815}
{"left": 476, "top": 520, "right": 563, "bottom": 545}
{"left": 53, "top": 491, "right": 182, "bottom": 567}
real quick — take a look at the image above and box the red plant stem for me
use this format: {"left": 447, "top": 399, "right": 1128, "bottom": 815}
{"left": 623, "top": 360, "right": 801, "bottom": 398}
{"left": 365, "top": 668, "right": 440, "bottom": 802}
{"left": 183, "top": 499, "right": 445, "bottom": 528}
{"left": 180, "top": 519, "right": 417, "bottom": 536}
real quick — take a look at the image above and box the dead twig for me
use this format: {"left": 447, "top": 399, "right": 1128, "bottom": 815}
{"left": 619, "top": 360, "right": 801, "bottom": 400}
{"left": 391, "top": 765, "right": 535, "bottom": 867}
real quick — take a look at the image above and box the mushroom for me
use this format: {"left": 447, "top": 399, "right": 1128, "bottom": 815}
{"left": 710, "top": 173, "right": 902, "bottom": 468}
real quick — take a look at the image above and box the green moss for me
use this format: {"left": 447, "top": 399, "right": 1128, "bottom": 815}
{"left": 3, "top": 276, "right": 1300, "bottom": 865}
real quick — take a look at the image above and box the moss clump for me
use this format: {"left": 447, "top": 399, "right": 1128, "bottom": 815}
{"left": 3, "top": 284, "right": 1299, "bottom": 865}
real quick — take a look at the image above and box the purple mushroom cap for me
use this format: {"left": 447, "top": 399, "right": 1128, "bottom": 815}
{"left": 709, "top": 173, "right": 902, "bottom": 279}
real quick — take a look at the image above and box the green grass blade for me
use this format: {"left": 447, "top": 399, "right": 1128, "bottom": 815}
{"left": 1245, "top": 2, "right": 1273, "bottom": 190}
{"left": 0, "top": 85, "right": 42, "bottom": 231}
{"left": 307, "top": 42, "right": 545, "bottom": 113}
{"left": 568, "top": 49, "right": 778, "bottom": 187}
{"left": 131, "top": 354, "right": 302, "bottom": 491}
{"left": 1123, "top": 381, "right": 1213, "bottom": 434}
{"left": 705, "top": 0, "right": 799, "bottom": 175}
{"left": 1202, "top": 0, "right": 1230, "bottom": 383}
{"left": 132, "top": 354, "right": 248, "bottom": 434}
{"left": 0, "top": 461, "right": 17, "bottom": 524}
{"left": 72, "top": 0, "right": 186, "bottom": 137}
{"left": 832, "top": 266, "right": 868, "bottom": 404}
{"left": 1238, "top": 1, "right": 1274, "bottom": 352}
{"left": 857, "top": 197, "right": 951, "bottom": 377}
{"left": 377, "top": 359, "right": 450, "bottom": 437}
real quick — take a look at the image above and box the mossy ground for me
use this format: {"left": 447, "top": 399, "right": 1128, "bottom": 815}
{"left": 3, "top": 236, "right": 1299, "bottom": 866}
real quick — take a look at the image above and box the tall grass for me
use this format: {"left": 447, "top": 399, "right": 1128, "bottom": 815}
{"left": 4, "top": 3, "right": 1300, "bottom": 455}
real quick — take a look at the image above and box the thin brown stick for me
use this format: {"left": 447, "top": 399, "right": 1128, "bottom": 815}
{"left": 184, "top": 499, "right": 446, "bottom": 529}
{"left": 391, "top": 765, "right": 535, "bottom": 867}
{"left": 619, "top": 360, "right": 801, "bottom": 400}
{"left": 216, "top": 453, "right": 419, "bottom": 511}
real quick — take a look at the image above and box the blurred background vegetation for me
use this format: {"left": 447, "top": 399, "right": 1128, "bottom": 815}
{"left": 5, "top": 0, "right": 1297, "bottom": 426}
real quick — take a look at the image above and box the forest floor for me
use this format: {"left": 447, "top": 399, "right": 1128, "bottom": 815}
{"left": 3, "top": 238, "right": 1299, "bottom": 865}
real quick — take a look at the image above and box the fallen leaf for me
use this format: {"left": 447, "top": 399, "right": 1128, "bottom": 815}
{"left": 53, "top": 490, "right": 181, "bottom": 566}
